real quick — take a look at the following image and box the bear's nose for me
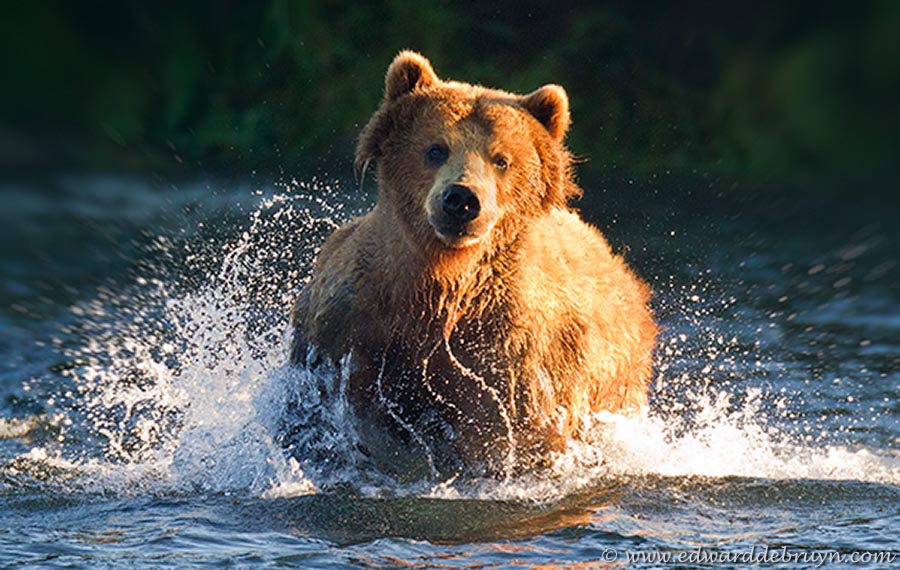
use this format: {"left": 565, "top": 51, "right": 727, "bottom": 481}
{"left": 441, "top": 184, "right": 481, "bottom": 223}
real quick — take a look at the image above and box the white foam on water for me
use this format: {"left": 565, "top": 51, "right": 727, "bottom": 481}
{"left": 418, "top": 403, "right": 900, "bottom": 503}
{"left": 587, "top": 394, "right": 900, "bottom": 485}
{"left": 18, "top": 180, "right": 900, "bottom": 502}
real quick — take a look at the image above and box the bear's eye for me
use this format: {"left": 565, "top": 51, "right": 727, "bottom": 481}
{"left": 425, "top": 143, "right": 449, "bottom": 167}
{"left": 492, "top": 155, "right": 510, "bottom": 170}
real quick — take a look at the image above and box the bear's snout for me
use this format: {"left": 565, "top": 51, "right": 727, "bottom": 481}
{"left": 424, "top": 153, "right": 499, "bottom": 248}
{"left": 428, "top": 180, "right": 498, "bottom": 248}
{"left": 441, "top": 184, "right": 481, "bottom": 223}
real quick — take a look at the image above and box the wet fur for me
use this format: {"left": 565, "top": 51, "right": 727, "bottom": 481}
{"left": 291, "top": 51, "right": 656, "bottom": 478}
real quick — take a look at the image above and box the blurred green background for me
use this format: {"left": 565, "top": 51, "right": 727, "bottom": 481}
{"left": 1, "top": 0, "right": 898, "bottom": 196}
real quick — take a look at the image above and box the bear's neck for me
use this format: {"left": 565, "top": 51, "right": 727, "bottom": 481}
{"left": 370, "top": 203, "right": 520, "bottom": 338}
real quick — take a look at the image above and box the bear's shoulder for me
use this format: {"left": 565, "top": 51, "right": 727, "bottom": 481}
{"left": 292, "top": 216, "right": 372, "bottom": 356}
{"left": 316, "top": 216, "right": 365, "bottom": 269}
{"left": 509, "top": 208, "right": 648, "bottom": 322}
{"left": 519, "top": 208, "right": 615, "bottom": 275}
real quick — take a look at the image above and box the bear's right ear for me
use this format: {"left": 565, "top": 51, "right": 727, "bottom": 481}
{"left": 384, "top": 51, "right": 440, "bottom": 101}
{"left": 356, "top": 52, "right": 439, "bottom": 173}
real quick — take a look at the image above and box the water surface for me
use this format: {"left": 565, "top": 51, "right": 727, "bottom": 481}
{"left": 1, "top": 174, "right": 898, "bottom": 568}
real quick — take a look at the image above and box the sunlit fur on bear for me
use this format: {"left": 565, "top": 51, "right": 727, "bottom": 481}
{"left": 291, "top": 51, "right": 657, "bottom": 479}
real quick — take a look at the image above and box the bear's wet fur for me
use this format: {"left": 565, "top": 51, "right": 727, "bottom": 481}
{"left": 291, "top": 51, "right": 657, "bottom": 479}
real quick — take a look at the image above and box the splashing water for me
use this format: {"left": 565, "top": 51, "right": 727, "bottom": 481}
{"left": 17, "top": 179, "right": 900, "bottom": 503}
{"left": 27, "top": 180, "right": 349, "bottom": 496}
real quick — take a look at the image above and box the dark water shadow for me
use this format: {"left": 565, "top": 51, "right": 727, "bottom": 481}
{"left": 234, "top": 481, "right": 625, "bottom": 545}
{"left": 230, "top": 473, "right": 900, "bottom": 547}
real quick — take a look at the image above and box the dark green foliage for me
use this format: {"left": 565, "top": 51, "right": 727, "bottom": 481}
{"left": 1, "top": 1, "right": 897, "bottom": 193}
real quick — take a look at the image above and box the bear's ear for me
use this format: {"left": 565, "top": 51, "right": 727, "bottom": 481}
{"left": 384, "top": 51, "right": 440, "bottom": 101}
{"left": 356, "top": 53, "right": 438, "bottom": 173}
{"left": 520, "top": 85, "right": 571, "bottom": 140}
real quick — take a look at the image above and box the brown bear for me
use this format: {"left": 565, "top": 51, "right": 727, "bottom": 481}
{"left": 291, "top": 51, "right": 656, "bottom": 480}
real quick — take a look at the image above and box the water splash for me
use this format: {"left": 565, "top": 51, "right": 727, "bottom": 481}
{"left": 442, "top": 336, "right": 517, "bottom": 477}
{"left": 13, "top": 178, "right": 900, "bottom": 503}
{"left": 23, "top": 180, "right": 352, "bottom": 496}
{"left": 586, "top": 391, "right": 900, "bottom": 485}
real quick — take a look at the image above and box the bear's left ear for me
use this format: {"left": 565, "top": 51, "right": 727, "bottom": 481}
{"left": 384, "top": 51, "right": 440, "bottom": 101}
{"left": 520, "top": 85, "right": 570, "bottom": 141}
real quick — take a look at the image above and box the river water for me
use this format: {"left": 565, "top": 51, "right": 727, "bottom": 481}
{"left": 1, "top": 174, "right": 898, "bottom": 568}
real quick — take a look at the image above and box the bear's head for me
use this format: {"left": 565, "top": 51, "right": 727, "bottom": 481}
{"left": 357, "top": 51, "right": 580, "bottom": 256}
